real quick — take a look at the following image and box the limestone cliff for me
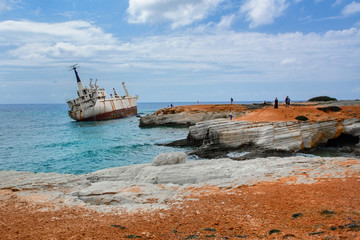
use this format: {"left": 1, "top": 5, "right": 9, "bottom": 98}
{"left": 188, "top": 118, "right": 360, "bottom": 153}
{"left": 139, "top": 104, "right": 260, "bottom": 127}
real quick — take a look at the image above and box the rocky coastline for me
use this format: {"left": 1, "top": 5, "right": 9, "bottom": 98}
{"left": 139, "top": 103, "right": 262, "bottom": 127}
{"left": 1, "top": 100, "right": 360, "bottom": 239}
{"left": 1, "top": 155, "right": 359, "bottom": 239}
{"left": 155, "top": 101, "right": 360, "bottom": 160}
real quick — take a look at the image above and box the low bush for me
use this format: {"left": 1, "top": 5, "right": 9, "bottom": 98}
{"left": 308, "top": 96, "right": 337, "bottom": 102}
{"left": 317, "top": 106, "right": 342, "bottom": 113}
{"left": 295, "top": 115, "right": 308, "bottom": 121}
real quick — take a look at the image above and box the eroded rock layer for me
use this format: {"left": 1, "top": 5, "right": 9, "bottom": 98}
{"left": 0, "top": 156, "right": 359, "bottom": 211}
{"left": 139, "top": 104, "right": 256, "bottom": 127}
{"left": 188, "top": 118, "right": 360, "bottom": 152}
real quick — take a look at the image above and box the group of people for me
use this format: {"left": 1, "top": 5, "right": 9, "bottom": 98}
{"left": 228, "top": 96, "right": 290, "bottom": 120}
{"left": 274, "top": 96, "right": 290, "bottom": 109}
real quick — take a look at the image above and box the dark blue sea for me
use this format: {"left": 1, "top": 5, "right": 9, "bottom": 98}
{"left": 0, "top": 102, "right": 227, "bottom": 175}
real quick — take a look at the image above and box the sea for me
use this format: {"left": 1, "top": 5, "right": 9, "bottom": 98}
{"left": 1, "top": 101, "right": 351, "bottom": 175}
{"left": 0, "top": 102, "right": 221, "bottom": 175}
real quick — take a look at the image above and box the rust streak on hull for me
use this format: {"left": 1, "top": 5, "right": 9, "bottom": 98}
{"left": 76, "top": 106, "right": 137, "bottom": 121}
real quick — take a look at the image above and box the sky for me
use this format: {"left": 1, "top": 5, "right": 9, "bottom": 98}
{"left": 0, "top": 0, "right": 359, "bottom": 104}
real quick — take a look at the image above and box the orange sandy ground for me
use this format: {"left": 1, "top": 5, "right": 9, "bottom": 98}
{"left": 235, "top": 105, "right": 360, "bottom": 122}
{"left": 1, "top": 175, "right": 359, "bottom": 239}
{"left": 156, "top": 103, "right": 360, "bottom": 123}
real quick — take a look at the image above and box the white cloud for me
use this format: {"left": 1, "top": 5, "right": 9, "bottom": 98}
{"left": 342, "top": 1, "right": 360, "bottom": 16}
{"left": 0, "top": 0, "right": 6, "bottom": 12}
{"left": 353, "top": 87, "right": 360, "bottom": 93}
{"left": 332, "top": 0, "right": 344, "bottom": 7}
{"left": 240, "top": 0, "right": 289, "bottom": 28}
{"left": 217, "top": 14, "right": 236, "bottom": 28}
{"left": 0, "top": 20, "right": 116, "bottom": 44}
{"left": 0, "top": 20, "right": 119, "bottom": 63}
{"left": 127, "top": 0, "right": 224, "bottom": 28}
{"left": 280, "top": 57, "right": 296, "bottom": 65}
{"left": 0, "top": 0, "right": 21, "bottom": 12}
{"left": 0, "top": 20, "right": 359, "bottom": 89}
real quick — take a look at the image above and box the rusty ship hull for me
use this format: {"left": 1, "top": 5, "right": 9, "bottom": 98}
{"left": 68, "top": 98, "right": 138, "bottom": 121}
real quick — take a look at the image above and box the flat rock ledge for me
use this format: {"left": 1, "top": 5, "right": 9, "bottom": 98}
{"left": 140, "top": 111, "right": 235, "bottom": 127}
{"left": 139, "top": 104, "right": 261, "bottom": 127}
{"left": 0, "top": 156, "right": 359, "bottom": 212}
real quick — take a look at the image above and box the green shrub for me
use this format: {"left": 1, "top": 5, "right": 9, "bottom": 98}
{"left": 317, "top": 106, "right": 342, "bottom": 113}
{"left": 308, "top": 96, "right": 337, "bottom": 102}
{"left": 295, "top": 115, "right": 308, "bottom": 121}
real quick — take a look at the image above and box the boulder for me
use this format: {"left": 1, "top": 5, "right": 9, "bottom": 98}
{"left": 152, "top": 152, "right": 187, "bottom": 166}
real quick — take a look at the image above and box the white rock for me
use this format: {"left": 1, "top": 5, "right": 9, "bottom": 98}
{"left": 152, "top": 152, "right": 187, "bottom": 166}
{"left": 1, "top": 156, "right": 359, "bottom": 211}
{"left": 188, "top": 118, "right": 360, "bottom": 151}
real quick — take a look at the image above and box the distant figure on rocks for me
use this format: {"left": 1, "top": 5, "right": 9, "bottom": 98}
{"left": 231, "top": 97, "right": 233, "bottom": 104}
{"left": 229, "top": 114, "right": 233, "bottom": 120}
{"left": 170, "top": 104, "right": 173, "bottom": 108}
{"left": 285, "top": 96, "right": 290, "bottom": 107}
{"left": 274, "top": 97, "right": 278, "bottom": 109}
{"left": 263, "top": 101, "right": 267, "bottom": 109}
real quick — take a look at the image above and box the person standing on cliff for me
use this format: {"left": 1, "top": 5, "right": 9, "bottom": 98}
{"left": 231, "top": 97, "right": 233, "bottom": 104}
{"left": 274, "top": 97, "right": 278, "bottom": 109}
{"left": 285, "top": 96, "right": 290, "bottom": 107}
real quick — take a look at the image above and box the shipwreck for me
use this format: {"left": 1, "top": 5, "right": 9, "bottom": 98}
{"left": 66, "top": 65, "right": 138, "bottom": 121}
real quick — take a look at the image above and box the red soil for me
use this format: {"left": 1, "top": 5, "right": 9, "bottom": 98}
{"left": 156, "top": 103, "right": 360, "bottom": 123}
{"left": 236, "top": 105, "right": 360, "bottom": 122}
{"left": 1, "top": 175, "right": 359, "bottom": 239}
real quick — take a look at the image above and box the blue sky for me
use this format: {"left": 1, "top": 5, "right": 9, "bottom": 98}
{"left": 0, "top": 0, "right": 359, "bottom": 103}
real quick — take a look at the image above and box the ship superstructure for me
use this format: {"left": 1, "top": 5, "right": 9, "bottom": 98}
{"left": 66, "top": 65, "right": 138, "bottom": 121}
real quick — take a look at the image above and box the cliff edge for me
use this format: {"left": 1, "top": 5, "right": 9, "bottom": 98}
{"left": 160, "top": 102, "right": 360, "bottom": 158}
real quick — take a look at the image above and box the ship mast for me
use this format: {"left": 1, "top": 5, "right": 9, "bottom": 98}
{"left": 122, "top": 82, "right": 130, "bottom": 97}
{"left": 70, "top": 64, "right": 84, "bottom": 91}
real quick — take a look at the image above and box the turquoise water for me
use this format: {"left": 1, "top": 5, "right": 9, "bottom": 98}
{"left": 0, "top": 102, "right": 199, "bottom": 174}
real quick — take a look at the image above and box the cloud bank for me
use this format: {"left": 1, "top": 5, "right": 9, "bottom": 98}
{"left": 0, "top": 20, "right": 359, "bottom": 86}
{"left": 126, "top": 0, "right": 292, "bottom": 29}
{"left": 0, "top": 20, "right": 118, "bottom": 63}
